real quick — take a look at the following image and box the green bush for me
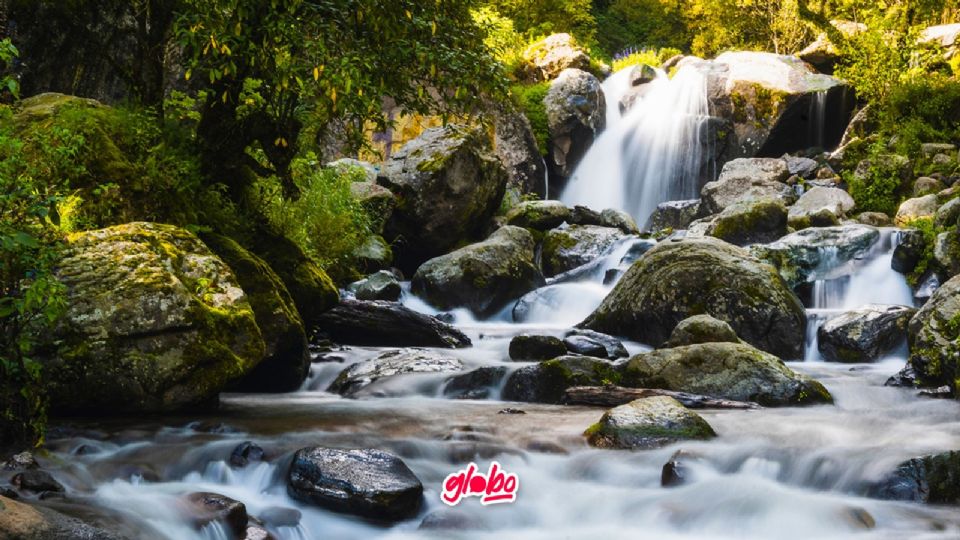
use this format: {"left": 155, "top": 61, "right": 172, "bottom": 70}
{"left": 263, "top": 158, "right": 373, "bottom": 281}
{"left": 906, "top": 216, "right": 938, "bottom": 286}
{"left": 510, "top": 82, "right": 551, "bottom": 154}
{"left": 844, "top": 143, "right": 911, "bottom": 216}
{"left": 880, "top": 74, "right": 960, "bottom": 154}
{"left": 611, "top": 47, "right": 682, "bottom": 72}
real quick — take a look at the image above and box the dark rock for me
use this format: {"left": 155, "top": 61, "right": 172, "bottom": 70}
{"left": 316, "top": 299, "right": 470, "bottom": 348}
{"left": 869, "top": 451, "right": 960, "bottom": 504}
{"left": 502, "top": 356, "right": 620, "bottom": 404}
{"left": 1, "top": 452, "right": 38, "bottom": 472}
{"left": 647, "top": 199, "right": 702, "bottom": 231}
{"left": 892, "top": 229, "right": 928, "bottom": 274}
{"left": 545, "top": 68, "right": 606, "bottom": 184}
{"left": 287, "top": 447, "right": 423, "bottom": 521}
{"left": 328, "top": 348, "right": 464, "bottom": 396}
{"left": 498, "top": 408, "right": 526, "bottom": 415}
{"left": 230, "top": 442, "right": 265, "bottom": 468}
{"left": 256, "top": 506, "right": 302, "bottom": 528}
{"left": 182, "top": 492, "right": 248, "bottom": 537}
{"left": 509, "top": 334, "right": 567, "bottom": 361}
{"left": 664, "top": 314, "right": 740, "bottom": 347}
{"left": 565, "top": 329, "right": 629, "bottom": 359}
{"left": 661, "top": 450, "right": 696, "bottom": 487}
{"left": 885, "top": 364, "right": 917, "bottom": 388}
{"left": 11, "top": 470, "right": 64, "bottom": 494}
{"left": 906, "top": 274, "right": 960, "bottom": 391}
{"left": 354, "top": 271, "right": 402, "bottom": 302}
{"left": 568, "top": 205, "right": 604, "bottom": 226}
{"left": 442, "top": 367, "right": 508, "bottom": 399}
{"left": 817, "top": 305, "right": 915, "bottom": 363}
{"left": 563, "top": 335, "right": 608, "bottom": 358}
{"left": 541, "top": 225, "right": 626, "bottom": 277}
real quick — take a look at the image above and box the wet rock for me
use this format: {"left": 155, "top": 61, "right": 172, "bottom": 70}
{"left": 752, "top": 225, "right": 880, "bottom": 288}
{"left": 906, "top": 274, "right": 960, "bottom": 391}
{"left": 647, "top": 199, "right": 703, "bottom": 231}
{"left": 316, "top": 299, "right": 470, "bottom": 349}
{"left": 895, "top": 194, "right": 938, "bottom": 226}
{"left": 353, "top": 271, "right": 402, "bottom": 302}
{"left": 11, "top": 470, "right": 64, "bottom": 494}
{"left": 519, "top": 33, "right": 592, "bottom": 82}
{"left": 329, "top": 348, "right": 464, "bottom": 396}
{"left": 287, "top": 447, "right": 423, "bottom": 521}
{"left": 870, "top": 451, "right": 960, "bottom": 504}
{"left": 1, "top": 452, "right": 38, "bottom": 472}
{"left": 505, "top": 200, "right": 571, "bottom": 230}
{"left": 817, "top": 305, "right": 915, "bottom": 363}
{"left": 585, "top": 396, "right": 716, "bottom": 449}
{"left": 787, "top": 187, "right": 856, "bottom": 229}
{"left": 563, "top": 335, "right": 608, "bottom": 358}
{"left": 542, "top": 225, "right": 625, "bottom": 277}
{"left": 621, "top": 342, "right": 832, "bottom": 406}
{"left": 582, "top": 237, "right": 807, "bottom": 359}
{"left": 706, "top": 198, "right": 788, "bottom": 246}
{"left": 509, "top": 334, "right": 567, "bottom": 361}
{"left": 918, "top": 385, "right": 954, "bottom": 399}
{"left": 600, "top": 209, "right": 641, "bottom": 235}
{"left": 256, "top": 506, "right": 301, "bottom": 528}
{"left": 182, "top": 492, "right": 248, "bottom": 537}
{"left": 565, "top": 329, "right": 628, "bottom": 359}
{"left": 545, "top": 68, "right": 606, "bottom": 182}
{"left": 885, "top": 364, "right": 917, "bottom": 388}
{"left": 661, "top": 450, "right": 699, "bottom": 487}
{"left": 230, "top": 442, "right": 265, "bottom": 468}
{"left": 442, "top": 367, "right": 508, "bottom": 399}
{"left": 664, "top": 314, "right": 740, "bottom": 347}
{"left": 46, "top": 222, "right": 265, "bottom": 413}
{"left": 892, "top": 229, "right": 928, "bottom": 274}
{"left": 381, "top": 125, "right": 508, "bottom": 270}
{"left": 498, "top": 408, "right": 526, "bottom": 415}
{"left": 701, "top": 158, "right": 794, "bottom": 214}
{"left": 243, "top": 524, "right": 275, "bottom": 540}
{"left": 502, "top": 356, "right": 620, "bottom": 404}
{"left": 412, "top": 226, "right": 544, "bottom": 317}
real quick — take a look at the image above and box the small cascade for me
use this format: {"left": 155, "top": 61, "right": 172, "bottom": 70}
{"left": 560, "top": 64, "right": 713, "bottom": 225}
{"left": 808, "top": 90, "right": 828, "bottom": 150}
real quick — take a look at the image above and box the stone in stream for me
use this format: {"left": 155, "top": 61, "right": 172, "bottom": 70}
{"left": 44, "top": 222, "right": 265, "bottom": 413}
{"left": 751, "top": 225, "right": 880, "bottom": 288}
{"left": 315, "top": 299, "right": 470, "bottom": 348}
{"left": 353, "top": 270, "right": 402, "bottom": 301}
{"left": 787, "top": 187, "right": 856, "bottom": 229}
{"left": 257, "top": 506, "right": 302, "bottom": 528}
{"left": 584, "top": 396, "right": 717, "bottom": 450}
{"left": 541, "top": 225, "right": 626, "bottom": 277}
{"left": 600, "top": 209, "right": 641, "bottom": 235}
{"left": 1, "top": 452, "right": 38, "bottom": 471}
{"left": 380, "top": 124, "right": 508, "bottom": 271}
{"left": 11, "top": 470, "right": 64, "bottom": 494}
{"left": 442, "top": 367, "right": 508, "bottom": 399}
{"left": 508, "top": 334, "right": 567, "bottom": 361}
{"left": 869, "top": 451, "right": 960, "bottom": 504}
{"left": 700, "top": 158, "right": 794, "bottom": 214}
{"left": 287, "top": 448, "right": 423, "bottom": 521}
{"left": 181, "top": 492, "right": 248, "bottom": 537}
{"left": 647, "top": 199, "right": 703, "bottom": 231}
{"left": 502, "top": 356, "right": 621, "bottom": 404}
{"left": 505, "top": 200, "right": 571, "bottom": 230}
{"left": 621, "top": 342, "right": 832, "bottom": 406}
{"left": 705, "top": 198, "right": 788, "bottom": 246}
{"left": 664, "top": 314, "right": 741, "bottom": 347}
{"left": 582, "top": 236, "right": 807, "bottom": 359}
{"left": 817, "top": 305, "right": 915, "bottom": 363}
{"left": 229, "top": 442, "right": 265, "bottom": 468}
{"left": 906, "top": 274, "right": 960, "bottom": 391}
{"left": 328, "top": 348, "right": 464, "bottom": 397}
{"left": 412, "top": 226, "right": 544, "bottom": 317}
{"left": 544, "top": 68, "right": 606, "bottom": 182}
{"left": 892, "top": 228, "right": 928, "bottom": 273}
{"left": 565, "top": 329, "right": 629, "bottom": 359}
{"left": 0, "top": 494, "right": 126, "bottom": 540}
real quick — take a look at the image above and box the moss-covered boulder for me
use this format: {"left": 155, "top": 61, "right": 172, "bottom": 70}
{"left": 706, "top": 198, "right": 788, "bottom": 246}
{"left": 581, "top": 237, "right": 806, "bottom": 358}
{"left": 381, "top": 125, "right": 508, "bottom": 271}
{"left": 906, "top": 274, "right": 960, "bottom": 390}
{"left": 752, "top": 225, "right": 880, "bottom": 288}
{"left": 201, "top": 233, "right": 309, "bottom": 392}
{"left": 541, "top": 225, "right": 625, "bottom": 277}
{"left": 47, "top": 222, "right": 265, "bottom": 413}
{"left": 585, "top": 396, "right": 716, "bottom": 449}
{"left": 870, "top": 450, "right": 960, "bottom": 504}
{"left": 664, "top": 314, "right": 741, "bottom": 347}
{"left": 622, "top": 342, "right": 832, "bottom": 406}
{"left": 818, "top": 304, "right": 915, "bottom": 363}
{"left": 412, "top": 226, "right": 544, "bottom": 317}
{"left": 501, "top": 356, "right": 621, "bottom": 404}
{"left": 505, "top": 200, "right": 571, "bottom": 231}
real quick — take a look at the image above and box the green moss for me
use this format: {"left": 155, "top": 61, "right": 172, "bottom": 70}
{"left": 510, "top": 82, "right": 551, "bottom": 155}
{"left": 907, "top": 217, "right": 938, "bottom": 287}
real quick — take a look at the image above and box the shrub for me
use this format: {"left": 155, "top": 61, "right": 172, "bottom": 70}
{"left": 510, "top": 82, "right": 551, "bottom": 154}
{"left": 880, "top": 74, "right": 960, "bottom": 155}
{"left": 844, "top": 143, "right": 911, "bottom": 216}
{"left": 611, "top": 47, "right": 682, "bottom": 72}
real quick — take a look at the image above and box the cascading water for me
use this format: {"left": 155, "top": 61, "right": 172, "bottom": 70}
{"left": 560, "top": 64, "right": 713, "bottom": 226}
{"left": 808, "top": 90, "right": 828, "bottom": 150}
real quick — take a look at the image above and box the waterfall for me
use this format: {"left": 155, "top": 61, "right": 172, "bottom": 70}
{"left": 560, "top": 64, "right": 713, "bottom": 226}
{"left": 808, "top": 90, "right": 828, "bottom": 150}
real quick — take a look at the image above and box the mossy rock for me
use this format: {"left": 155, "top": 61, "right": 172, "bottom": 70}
{"left": 706, "top": 198, "right": 787, "bottom": 246}
{"left": 46, "top": 222, "right": 265, "bottom": 413}
{"left": 585, "top": 396, "right": 716, "bottom": 449}
{"left": 501, "top": 355, "right": 621, "bottom": 404}
{"left": 541, "top": 224, "right": 625, "bottom": 277}
{"left": 664, "top": 314, "right": 741, "bottom": 347}
{"left": 907, "top": 274, "right": 960, "bottom": 391}
{"left": 201, "top": 233, "right": 309, "bottom": 392}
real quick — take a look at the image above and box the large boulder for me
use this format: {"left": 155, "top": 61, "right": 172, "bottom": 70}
{"left": 818, "top": 305, "right": 916, "bottom": 363}
{"left": 47, "top": 222, "right": 265, "bottom": 413}
{"left": 541, "top": 225, "right": 625, "bottom": 276}
{"left": 647, "top": 199, "right": 703, "bottom": 231}
{"left": 906, "top": 275, "right": 960, "bottom": 390}
{"left": 492, "top": 102, "right": 548, "bottom": 196}
{"left": 0, "top": 495, "right": 126, "bottom": 540}
{"left": 787, "top": 187, "right": 856, "bottom": 229}
{"left": 316, "top": 299, "right": 470, "bottom": 349}
{"left": 519, "top": 33, "right": 592, "bottom": 82}
{"left": 328, "top": 348, "right": 464, "bottom": 397}
{"left": 381, "top": 125, "right": 508, "bottom": 270}
{"left": 412, "top": 226, "right": 544, "bottom": 317}
{"left": 287, "top": 448, "right": 423, "bottom": 522}
{"left": 581, "top": 237, "right": 806, "bottom": 359}
{"left": 585, "top": 396, "right": 716, "bottom": 449}
{"left": 682, "top": 52, "right": 853, "bottom": 162}
{"left": 706, "top": 198, "right": 788, "bottom": 246}
{"left": 870, "top": 450, "right": 960, "bottom": 504}
{"left": 751, "top": 225, "right": 880, "bottom": 287}
{"left": 544, "top": 68, "right": 605, "bottom": 183}
{"left": 621, "top": 342, "right": 833, "bottom": 406}
{"left": 700, "top": 158, "right": 794, "bottom": 214}
{"left": 502, "top": 356, "right": 621, "bottom": 404}
{"left": 895, "top": 194, "right": 939, "bottom": 226}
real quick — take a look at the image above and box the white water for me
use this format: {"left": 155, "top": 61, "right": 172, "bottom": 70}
{"left": 561, "top": 64, "right": 713, "bottom": 226}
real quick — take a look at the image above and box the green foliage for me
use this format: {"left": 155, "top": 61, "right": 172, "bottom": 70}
{"left": 473, "top": 6, "right": 529, "bottom": 73}
{"left": 263, "top": 159, "right": 372, "bottom": 281}
{"left": 510, "top": 82, "right": 551, "bottom": 154}
{"left": 907, "top": 216, "right": 938, "bottom": 286}
{"left": 481, "top": 0, "right": 597, "bottom": 47}
{"left": 0, "top": 39, "right": 19, "bottom": 100}
{"left": 843, "top": 143, "right": 910, "bottom": 216}
{"left": 880, "top": 75, "right": 960, "bottom": 155}
{"left": 595, "top": 0, "right": 690, "bottom": 57}
{"left": 611, "top": 47, "right": 683, "bottom": 72}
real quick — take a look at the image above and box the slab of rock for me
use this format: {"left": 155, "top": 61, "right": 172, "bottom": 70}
{"left": 701, "top": 158, "right": 794, "bottom": 214}
{"left": 509, "top": 334, "right": 567, "bottom": 361}
{"left": 706, "top": 198, "right": 787, "bottom": 246}
{"left": 505, "top": 200, "right": 570, "bottom": 230}
{"left": 316, "top": 299, "right": 470, "bottom": 348}
{"left": 542, "top": 225, "right": 625, "bottom": 277}
{"left": 818, "top": 305, "right": 916, "bottom": 363}
{"left": 585, "top": 396, "right": 716, "bottom": 449}
{"left": 752, "top": 225, "right": 880, "bottom": 287}
{"left": 869, "top": 450, "right": 960, "bottom": 504}
{"left": 565, "top": 329, "right": 628, "bottom": 359}
{"left": 287, "top": 447, "right": 423, "bottom": 521}
{"left": 328, "top": 349, "right": 464, "bottom": 396}
{"left": 664, "top": 314, "right": 740, "bottom": 347}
